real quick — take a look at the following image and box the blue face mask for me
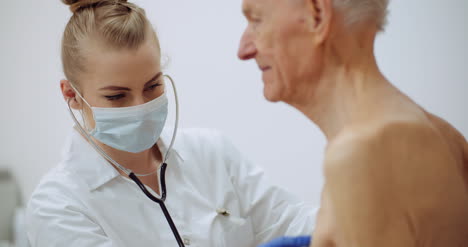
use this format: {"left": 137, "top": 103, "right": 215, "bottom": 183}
{"left": 70, "top": 85, "right": 168, "bottom": 153}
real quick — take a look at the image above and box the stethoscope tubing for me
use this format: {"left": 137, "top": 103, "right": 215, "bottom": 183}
{"left": 129, "top": 163, "right": 185, "bottom": 247}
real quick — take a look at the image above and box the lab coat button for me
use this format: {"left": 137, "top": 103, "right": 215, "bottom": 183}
{"left": 216, "top": 208, "right": 230, "bottom": 216}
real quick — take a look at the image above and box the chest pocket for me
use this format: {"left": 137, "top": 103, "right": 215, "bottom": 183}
{"left": 222, "top": 215, "right": 255, "bottom": 247}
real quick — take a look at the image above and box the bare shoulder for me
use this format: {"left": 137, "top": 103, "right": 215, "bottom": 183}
{"left": 323, "top": 119, "right": 454, "bottom": 183}
{"left": 325, "top": 119, "right": 440, "bottom": 162}
{"left": 427, "top": 113, "right": 467, "bottom": 141}
{"left": 426, "top": 113, "right": 468, "bottom": 159}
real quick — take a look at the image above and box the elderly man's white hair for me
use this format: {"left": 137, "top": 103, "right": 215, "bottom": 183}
{"left": 333, "top": 0, "right": 389, "bottom": 31}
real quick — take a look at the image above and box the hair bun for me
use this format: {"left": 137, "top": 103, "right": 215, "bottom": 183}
{"left": 61, "top": 0, "right": 128, "bottom": 13}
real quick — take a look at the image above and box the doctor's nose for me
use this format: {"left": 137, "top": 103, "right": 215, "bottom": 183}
{"left": 132, "top": 97, "right": 147, "bottom": 106}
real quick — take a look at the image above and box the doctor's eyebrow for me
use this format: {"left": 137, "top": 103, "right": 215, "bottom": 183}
{"left": 98, "top": 72, "right": 163, "bottom": 91}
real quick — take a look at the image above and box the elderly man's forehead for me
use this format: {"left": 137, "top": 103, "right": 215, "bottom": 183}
{"left": 242, "top": 0, "right": 299, "bottom": 15}
{"left": 242, "top": 0, "right": 270, "bottom": 14}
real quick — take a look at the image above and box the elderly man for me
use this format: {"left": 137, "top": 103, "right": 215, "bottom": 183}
{"left": 238, "top": 0, "right": 468, "bottom": 247}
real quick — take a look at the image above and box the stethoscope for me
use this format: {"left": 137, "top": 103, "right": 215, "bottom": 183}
{"left": 67, "top": 75, "right": 186, "bottom": 247}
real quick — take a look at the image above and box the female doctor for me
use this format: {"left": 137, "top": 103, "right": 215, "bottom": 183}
{"left": 25, "top": 0, "right": 315, "bottom": 246}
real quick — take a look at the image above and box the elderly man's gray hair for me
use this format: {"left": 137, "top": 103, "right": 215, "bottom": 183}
{"left": 333, "top": 0, "right": 389, "bottom": 30}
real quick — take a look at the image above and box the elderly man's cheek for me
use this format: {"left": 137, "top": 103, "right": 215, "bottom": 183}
{"left": 257, "top": 28, "right": 275, "bottom": 51}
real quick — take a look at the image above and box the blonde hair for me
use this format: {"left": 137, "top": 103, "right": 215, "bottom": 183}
{"left": 333, "top": 0, "right": 389, "bottom": 31}
{"left": 61, "top": 0, "right": 158, "bottom": 84}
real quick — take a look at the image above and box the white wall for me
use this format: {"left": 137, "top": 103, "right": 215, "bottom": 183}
{"left": 1, "top": 0, "right": 467, "bottom": 207}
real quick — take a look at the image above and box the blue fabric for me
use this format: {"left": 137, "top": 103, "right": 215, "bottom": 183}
{"left": 258, "top": 236, "right": 312, "bottom": 247}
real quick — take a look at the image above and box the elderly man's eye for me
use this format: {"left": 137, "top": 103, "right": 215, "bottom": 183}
{"left": 251, "top": 16, "right": 261, "bottom": 23}
{"left": 250, "top": 18, "right": 261, "bottom": 30}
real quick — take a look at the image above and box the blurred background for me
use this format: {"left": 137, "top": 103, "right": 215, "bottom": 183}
{"left": 0, "top": 0, "right": 467, "bottom": 246}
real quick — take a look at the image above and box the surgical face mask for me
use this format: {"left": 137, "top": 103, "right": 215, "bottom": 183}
{"left": 69, "top": 84, "right": 168, "bottom": 153}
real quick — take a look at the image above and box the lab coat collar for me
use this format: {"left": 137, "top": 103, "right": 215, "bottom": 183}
{"left": 63, "top": 125, "right": 185, "bottom": 191}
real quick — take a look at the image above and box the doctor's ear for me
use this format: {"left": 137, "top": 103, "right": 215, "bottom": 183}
{"left": 60, "top": 79, "right": 82, "bottom": 110}
{"left": 303, "top": 0, "right": 333, "bottom": 44}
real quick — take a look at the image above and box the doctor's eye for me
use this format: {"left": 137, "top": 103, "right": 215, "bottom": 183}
{"left": 104, "top": 94, "right": 125, "bottom": 101}
{"left": 145, "top": 82, "right": 162, "bottom": 92}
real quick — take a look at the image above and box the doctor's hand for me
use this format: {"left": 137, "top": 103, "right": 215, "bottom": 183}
{"left": 258, "top": 236, "right": 312, "bottom": 247}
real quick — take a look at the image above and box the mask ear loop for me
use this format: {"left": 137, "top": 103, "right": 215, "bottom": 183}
{"left": 69, "top": 82, "right": 94, "bottom": 132}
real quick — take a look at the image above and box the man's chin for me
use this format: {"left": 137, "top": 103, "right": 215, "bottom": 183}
{"left": 263, "top": 86, "right": 282, "bottom": 103}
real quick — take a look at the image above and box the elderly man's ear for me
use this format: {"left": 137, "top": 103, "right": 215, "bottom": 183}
{"left": 303, "top": 0, "right": 333, "bottom": 43}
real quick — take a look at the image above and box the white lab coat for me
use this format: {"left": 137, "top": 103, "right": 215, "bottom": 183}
{"left": 26, "top": 128, "right": 316, "bottom": 247}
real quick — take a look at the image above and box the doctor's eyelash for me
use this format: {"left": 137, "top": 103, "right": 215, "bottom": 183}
{"left": 105, "top": 94, "right": 125, "bottom": 101}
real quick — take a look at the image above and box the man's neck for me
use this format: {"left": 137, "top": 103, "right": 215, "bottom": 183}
{"left": 292, "top": 59, "right": 387, "bottom": 141}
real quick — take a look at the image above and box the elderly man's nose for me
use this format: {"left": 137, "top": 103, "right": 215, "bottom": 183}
{"left": 238, "top": 32, "right": 257, "bottom": 60}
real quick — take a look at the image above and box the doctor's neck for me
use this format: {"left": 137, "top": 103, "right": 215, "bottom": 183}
{"left": 96, "top": 137, "right": 163, "bottom": 173}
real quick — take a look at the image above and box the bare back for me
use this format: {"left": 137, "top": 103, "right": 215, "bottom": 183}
{"left": 312, "top": 91, "right": 468, "bottom": 247}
